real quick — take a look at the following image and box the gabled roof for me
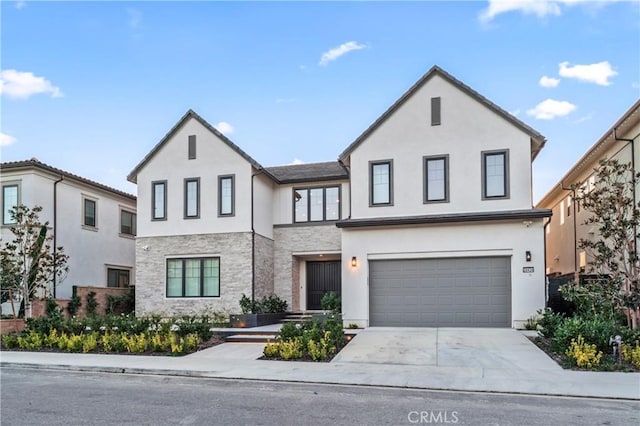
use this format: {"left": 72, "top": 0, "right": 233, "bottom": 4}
{"left": 265, "top": 161, "right": 348, "bottom": 184}
{"left": 1, "top": 159, "right": 136, "bottom": 200}
{"left": 537, "top": 98, "right": 640, "bottom": 208}
{"left": 338, "top": 65, "right": 547, "bottom": 161}
{"left": 127, "top": 109, "right": 267, "bottom": 183}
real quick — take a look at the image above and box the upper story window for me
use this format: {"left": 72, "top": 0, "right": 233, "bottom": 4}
{"left": 370, "top": 160, "right": 393, "bottom": 206}
{"left": 294, "top": 186, "right": 340, "bottom": 223}
{"left": 120, "top": 209, "right": 136, "bottom": 236}
{"left": 184, "top": 178, "right": 200, "bottom": 219}
{"left": 152, "top": 181, "right": 167, "bottom": 220}
{"left": 2, "top": 184, "right": 19, "bottom": 225}
{"left": 188, "top": 135, "right": 196, "bottom": 160}
{"left": 482, "top": 150, "right": 509, "bottom": 200}
{"left": 431, "top": 97, "right": 441, "bottom": 126}
{"left": 218, "top": 175, "right": 235, "bottom": 217}
{"left": 83, "top": 197, "right": 97, "bottom": 228}
{"left": 166, "top": 257, "right": 220, "bottom": 298}
{"left": 424, "top": 155, "right": 449, "bottom": 203}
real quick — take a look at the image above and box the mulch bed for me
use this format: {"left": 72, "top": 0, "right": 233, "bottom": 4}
{"left": 528, "top": 335, "right": 639, "bottom": 372}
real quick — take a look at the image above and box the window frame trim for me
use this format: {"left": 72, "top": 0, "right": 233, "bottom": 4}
{"left": 2, "top": 182, "right": 21, "bottom": 225}
{"left": 218, "top": 174, "right": 236, "bottom": 217}
{"left": 82, "top": 195, "right": 98, "bottom": 229}
{"left": 369, "top": 159, "right": 394, "bottom": 207}
{"left": 184, "top": 177, "right": 200, "bottom": 219}
{"left": 106, "top": 266, "right": 132, "bottom": 288}
{"left": 423, "top": 154, "right": 450, "bottom": 204}
{"left": 165, "top": 256, "right": 221, "bottom": 298}
{"left": 292, "top": 185, "right": 342, "bottom": 223}
{"left": 431, "top": 96, "right": 441, "bottom": 126}
{"left": 188, "top": 135, "right": 196, "bottom": 160}
{"left": 481, "top": 149, "right": 510, "bottom": 200}
{"left": 119, "top": 207, "right": 137, "bottom": 237}
{"left": 151, "top": 180, "right": 168, "bottom": 221}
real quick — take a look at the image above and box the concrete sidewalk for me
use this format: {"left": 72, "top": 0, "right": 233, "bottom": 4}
{"left": 1, "top": 338, "right": 638, "bottom": 400}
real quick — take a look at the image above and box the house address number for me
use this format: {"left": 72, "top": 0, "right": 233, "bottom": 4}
{"left": 522, "top": 267, "right": 534, "bottom": 273}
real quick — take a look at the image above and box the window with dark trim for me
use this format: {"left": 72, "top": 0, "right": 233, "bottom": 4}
{"left": 370, "top": 160, "right": 393, "bottom": 206}
{"left": 120, "top": 210, "right": 136, "bottom": 236}
{"left": 2, "top": 184, "right": 19, "bottom": 225}
{"left": 166, "top": 257, "right": 220, "bottom": 297}
{"left": 188, "top": 135, "right": 196, "bottom": 160}
{"left": 293, "top": 186, "right": 340, "bottom": 223}
{"left": 482, "top": 150, "right": 509, "bottom": 199}
{"left": 152, "top": 181, "right": 167, "bottom": 220}
{"left": 107, "top": 268, "right": 130, "bottom": 288}
{"left": 84, "top": 198, "right": 97, "bottom": 227}
{"left": 218, "top": 175, "right": 235, "bottom": 216}
{"left": 431, "top": 97, "right": 441, "bottom": 126}
{"left": 184, "top": 178, "right": 200, "bottom": 219}
{"left": 424, "top": 155, "right": 449, "bottom": 203}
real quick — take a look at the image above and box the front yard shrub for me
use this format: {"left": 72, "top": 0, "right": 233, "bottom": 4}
{"left": 278, "top": 338, "right": 303, "bottom": 360}
{"left": 565, "top": 335, "right": 603, "bottom": 368}
{"left": 2, "top": 334, "right": 19, "bottom": 349}
{"left": 263, "top": 318, "right": 346, "bottom": 362}
{"left": 621, "top": 341, "right": 640, "bottom": 368}
{"left": 86, "top": 291, "right": 98, "bottom": 316}
{"left": 536, "top": 309, "right": 564, "bottom": 339}
{"left": 238, "top": 293, "right": 288, "bottom": 314}
{"left": 307, "top": 331, "right": 335, "bottom": 361}
{"left": 320, "top": 292, "right": 341, "bottom": 313}
{"left": 550, "top": 314, "right": 626, "bottom": 354}
{"left": 67, "top": 295, "right": 81, "bottom": 317}
{"left": 17, "top": 330, "right": 43, "bottom": 351}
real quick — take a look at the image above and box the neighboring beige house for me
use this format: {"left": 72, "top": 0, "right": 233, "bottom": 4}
{"left": 537, "top": 99, "right": 640, "bottom": 279}
{"left": 0, "top": 159, "right": 137, "bottom": 299}
{"left": 129, "top": 65, "right": 550, "bottom": 328}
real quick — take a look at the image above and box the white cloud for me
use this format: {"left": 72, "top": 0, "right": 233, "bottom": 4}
{"left": 127, "top": 8, "right": 142, "bottom": 29}
{"left": 0, "top": 132, "right": 17, "bottom": 147}
{"left": 539, "top": 76, "right": 560, "bottom": 88}
{"left": 15, "top": 1, "right": 26, "bottom": 9}
{"left": 289, "top": 159, "right": 305, "bottom": 165}
{"left": 319, "top": 41, "right": 367, "bottom": 66}
{"left": 215, "top": 121, "right": 234, "bottom": 135}
{"left": 558, "top": 61, "right": 617, "bottom": 86}
{"left": 527, "top": 99, "right": 577, "bottom": 120}
{"left": 0, "top": 69, "right": 63, "bottom": 99}
{"left": 479, "top": 0, "right": 617, "bottom": 23}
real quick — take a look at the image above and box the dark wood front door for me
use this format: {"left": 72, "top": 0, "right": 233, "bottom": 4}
{"left": 306, "top": 261, "right": 341, "bottom": 310}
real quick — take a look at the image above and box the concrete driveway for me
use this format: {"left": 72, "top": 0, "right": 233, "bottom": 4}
{"left": 332, "top": 327, "right": 561, "bottom": 371}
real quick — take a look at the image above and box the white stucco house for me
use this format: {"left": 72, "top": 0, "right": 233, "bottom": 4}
{"left": 0, "top": 159, "right": 137, "bottom": 299}
{"left": 129, "top": 65, "right": 550, "bottom": 328}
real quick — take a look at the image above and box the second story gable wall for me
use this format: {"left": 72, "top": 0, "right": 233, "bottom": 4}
{"left": 272, "top": 180, "right": 350, "bottom": 225}
{"left": 348, "top": 74, "right": 534, "bottom": 219}
{"left": 253, "top": 173, "right": 274, "bottom": 239}
{"left": 137, "top": 117, "right": 253, "bottom": 238}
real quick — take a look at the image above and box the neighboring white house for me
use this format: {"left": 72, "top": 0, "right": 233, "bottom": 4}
{"left": 129, "top": 65, "right": 550, "bottom": 328}
{"left": 0, "top": 159, "right": 137, "bottom": 299}
{"left": 537, "top": 99, "right": 640, "bottom": 279}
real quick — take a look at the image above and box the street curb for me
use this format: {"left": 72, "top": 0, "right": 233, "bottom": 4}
{"left": 3, "top": 362, "right": 639, "bottom": 402}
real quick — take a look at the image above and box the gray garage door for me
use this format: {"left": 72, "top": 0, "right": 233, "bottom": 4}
{"left": 369, "top": 257, "right": 511, "bottom": 327}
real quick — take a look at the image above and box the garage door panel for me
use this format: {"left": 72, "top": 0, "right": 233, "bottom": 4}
{"left": 369, "top": 257, "right": 511, "bottom": 327}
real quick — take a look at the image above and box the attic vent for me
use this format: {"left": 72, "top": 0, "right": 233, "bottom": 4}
{"left": 431, "top": 97, "right": 441, "bottom": 126}
{"left": 188, "top": 135, "right": 196, "bottom": 160}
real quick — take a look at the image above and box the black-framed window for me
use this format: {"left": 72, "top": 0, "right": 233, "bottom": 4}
{"left": 370, "top": 160, "right": 393, "bottom": 206}
{"left": 166, "top": 257, "right": 220, "bottom": 297}
{"left": 107, "top": 268, "right": 130, "bottom": 288}
{"left": 293, "top": 186, "right": 340, "bottom": 223}
{"left": 482, "top": 150, "right": 509, "bottom": 199}
{"left": 431, "top": 97, "right": 441, "bottom": 126}
{"left": 218, "top": 175, "right": 235, "bottom": 216}
{"left": 424, "top": 155, "right": 449, "bottom": 203}
{"left": 120, "top": 210, "right": 136, "bottom": 236}
{"left": 152, "top": 181, "right": 167, "bottom": 220}
{"left": 2, "top": 184, "right": 19, "bottom": 225}
{"left": 188, "top": 135, "right": 196, "bottom": 160}
{"left": 84, "top": 198, "right": 97, "bottom": 227}
{"left": 184, "top": 178, "right": 200, "bottom": 219}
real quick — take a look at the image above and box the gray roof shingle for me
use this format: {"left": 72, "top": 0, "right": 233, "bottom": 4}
{"left": 265, "top": 161, "right": 348, "bottom": 184}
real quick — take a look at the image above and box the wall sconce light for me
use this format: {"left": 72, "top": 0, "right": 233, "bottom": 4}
{"left": 522, "top": 220, "right": 533, "bottom": 228}
{"left": 294, "top": 191, "right": 302, "bottom": 202}
{"left": 525, "top": 251, "right": 532, "bottom": 262}
{"left": 351, "top": 256, "right": 357, "bottom": 267}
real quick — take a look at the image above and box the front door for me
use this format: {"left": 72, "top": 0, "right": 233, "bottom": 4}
{"left": 306, "top": 261, "right": 341, "bottom": 310}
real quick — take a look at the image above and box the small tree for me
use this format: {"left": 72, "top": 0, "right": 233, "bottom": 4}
{"left": 0, "top": 205, "right": 69, "bottom": 318}
{"left": 563, "top": 159, "right": 640, "bottom": 328}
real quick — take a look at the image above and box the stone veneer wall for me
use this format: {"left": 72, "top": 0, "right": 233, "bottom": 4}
{"left": 273, "top": 224, "right": 342, "bottom": 311}
{"left": 254, "top": 233, "right": 274, "bottom": 300}
{"left": 135, "top": 233, "right": 252, "bottom": 316}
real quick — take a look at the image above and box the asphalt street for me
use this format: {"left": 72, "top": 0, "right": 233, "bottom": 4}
{"left": 1, "top": 367, "right": 638, "bottom": 426}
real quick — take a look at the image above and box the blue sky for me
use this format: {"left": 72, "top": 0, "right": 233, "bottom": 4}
{"left": 1, "top": 1, "right": 639, "bottom": 202}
